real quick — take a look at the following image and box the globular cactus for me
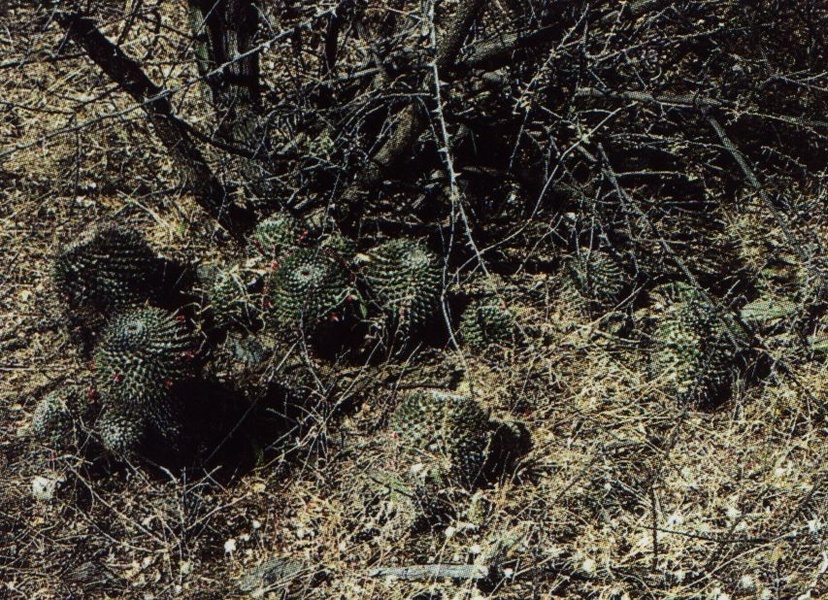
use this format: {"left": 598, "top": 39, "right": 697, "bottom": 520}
{"left": 250, "top": 213, "right": 312, "bottom": 259}
{"left": 31, "top": 386, "right": 85, "bottom": 447}
{"left": 94, "top": 307, "right": 194, "bottom": 453}
{"left": 97, "top": 405, "right": 146, "bottom": 456}
{"left": 363, "top": 239, "right": 442, "bottom": 343}
{"left": 460, "top": 297, "right": 516, "bottom": 351}
{"left": 203, "top": 265, "right": 259, "bottom": 331}
{"left": 648, "top": 283, "right": 741, "bottom": 405}
{"left": 265, "top": 248, "right": 352, "bottom": 332}
{"left": 564, "top": 248, "right": 628, "bottom": 309}
{"left": 53, "top": 225, "right": 158, "bottom": 317}
{"left": 389, "top": 390, "right": 491, "bottom": 487}
{"left": 319, "top": 231, "right": 358, "bottom": 264}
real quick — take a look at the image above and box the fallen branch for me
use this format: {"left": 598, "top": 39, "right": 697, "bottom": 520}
{"left": 363, "top": 0, "right": 489, "bottom": 183}
{"left": 367, "top": 563, "right": 491, "bottom": 581}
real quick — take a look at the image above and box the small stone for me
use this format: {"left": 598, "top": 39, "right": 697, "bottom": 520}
{"left": 32, "top": 475, "right": 58, "bottom": 501}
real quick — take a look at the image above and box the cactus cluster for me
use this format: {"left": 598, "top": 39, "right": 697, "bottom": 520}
{"left": 265, "top": 248, "right": 352, "bottom": 331}
{"left": 460, "top": 297, "right": 515, "bottom": 351}
{"left": 53, "top": 225, "right": 157, "bottom": 318}
{"left": 565, "top": 248, "right": 628, "bottom": 308}
{"left": 251, "top": 213, "right": 311, "bottom": 259}
{"left": 363, "top": 239, "right": 442, "bottom": 343}
{"left": 389, "top": 390, "right": 491, "bottom": 487}
{"left": 94, "top": 307, "right": 194, "bottom": 454}
{"left": 648, "top": 283, "right": 739, "bottom": 405}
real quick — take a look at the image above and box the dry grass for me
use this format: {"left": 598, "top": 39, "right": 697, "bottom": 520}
{"left": 3, "top": 2, "right": 828, "bottom": 599}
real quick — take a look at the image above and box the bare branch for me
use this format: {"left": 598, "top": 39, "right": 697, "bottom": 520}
{"left": 53, "top": 11, "right": 255, "bottom": 239}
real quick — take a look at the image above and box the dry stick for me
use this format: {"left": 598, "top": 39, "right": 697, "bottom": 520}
{"left": 53, "top": 11, "right": 255, "bottom": 240}
{"left": 576, "top": 87, "right": 828, "bottom": 135}
{"left": 420, "top": 1, "right": 493, "bottom": 359}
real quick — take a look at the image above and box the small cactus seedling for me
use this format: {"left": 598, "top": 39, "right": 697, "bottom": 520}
{"left": 648, "top": 282, "right": 741, "bottom": 405}
{"left": 31, "top": 386, "right": 84, "bottom": 447}
{"left": 53, "top": 225, "right": 158, "bottom": 317}
{"left": 94, "top": 307, "right": 194, "bottom": 451}
{"left": 389, "top": 389, "right": 491, "bottom": 488}
{"left": 251, "top": 213, "right": 312, "bottom": 259}
{"left": 363, "top": 239, "right": 442, "bottom": 343}
{"left": 265, "top": 248, "right": 352, "bottom": 332}
{"left": 565, "top": 248, "right": 628, "bottom": 308}
{"left": 460, "top": 297, "right": 516, "bottom": 351}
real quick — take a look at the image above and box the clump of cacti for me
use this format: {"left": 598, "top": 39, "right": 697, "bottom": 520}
{"left": 389, "top": 389, "right": 491, "bottom": 487}
{"left": 265, "top": 248, "right": 352, "bottom": 332}
{"left": 94, "top": 306, "right": 194, "bottom": 453}
{"left": 53, "top": 225, "right": 158, "bottom": 318}
{"left": 363, "top": 239, "right": 442, "bottom": 344}
{"left": 565, "top": 248, "right": 628, "bottom": 309}
{"left": 460, "top": 297, "right": 516, "bottom": 351}
{"left": 648, "top": 282, "right": 742, "bottom": 405}
{"left": 31, "top": 386, "right": 85, "bottom": 447}
{"left": 251, "top": 213, "right": 312, "bottom": 259}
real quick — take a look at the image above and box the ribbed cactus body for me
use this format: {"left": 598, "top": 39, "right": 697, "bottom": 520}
{"left": 565, "top": 248, "right": 628, "bottom": 308}
{"left": 363, "top": 239, "right": 441, "bottom": 342}
{"left": 95, "top": 307, "right": 193, "bottom": 405}
{"left": 97, "top": 405, "right": 146, "bottom": 456}
{"left": 251, "top": 214, "right": 311, "bottom": 259}
{"left": 205, "top": 267, "right": 258, "bottom": 330}
{"left": 53, "top": 225, "right": 157, "bottom": 316}
{"left": 94, "top": 307, "right": 193, "bottom": 452}
{"left": 649, "top": 283, "right": 738, "bottom": 404}
{"left": 31, "top": 386, "right": 84, "bottom": 446}
{"left": 390, "top": 390, "right": 490, "bottom": 486}
{"left": 461, "top": 298, "right": 515, "bottom": 351}
{"left": 265, "top": 248, "right": 352, "bottom": 331}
